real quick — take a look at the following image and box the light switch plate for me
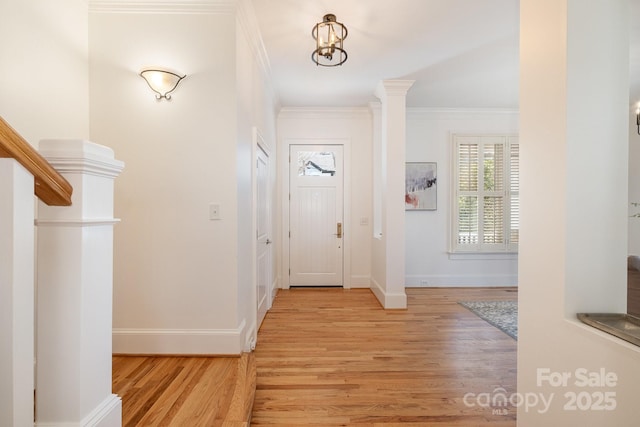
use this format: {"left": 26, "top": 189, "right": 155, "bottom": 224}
{"left": 209, "top": 204, "right": 221, "bottom": 220}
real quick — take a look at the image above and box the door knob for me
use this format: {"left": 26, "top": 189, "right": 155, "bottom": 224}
{"left": 266, "top": 239, "right": 272, "bottom": 245}
{"left": 335, "top": 222, "right": 342, "bottom": 239}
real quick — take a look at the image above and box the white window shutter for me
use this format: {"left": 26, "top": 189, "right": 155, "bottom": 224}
{"left": 452, "top": 135, "right": 519, "bottom": 253}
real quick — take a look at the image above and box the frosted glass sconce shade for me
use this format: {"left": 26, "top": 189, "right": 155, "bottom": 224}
{"left": 139, "top": 69, "right": 186, "bottom": 100}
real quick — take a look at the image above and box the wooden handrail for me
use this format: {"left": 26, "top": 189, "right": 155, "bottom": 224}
{"left": 0, "top": 116, "right": 72, "bottom": 206}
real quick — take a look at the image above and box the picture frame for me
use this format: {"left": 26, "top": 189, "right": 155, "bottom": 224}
{"left": 405, "top": 162, "right": 437, "bottom": 210}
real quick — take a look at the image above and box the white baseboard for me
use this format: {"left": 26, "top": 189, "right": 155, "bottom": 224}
{"left": 113, "top": 320, "right": 246, "bottom": 355}
{"left": 370, "top": 278, "right": 384, "bottom": 305}
{"left": 350, "top": 275, "right": 370, "bottom": 288}
{"left": 243, "top": 320, "right": 257, "bottom": 352}
{"left": 370, "top": 278, "right": 407, "bottom": 309}
{"left": 404, "top": 274, "right": 518, "bottom": 287}
{"left": 82, "top": 395, "right": 122, "bottom": 427}
{"left": 36, "top": 394, "right": 122, "bottom": 427}
{"left": 270, "top": 276, "right": 279, "bottom": 304}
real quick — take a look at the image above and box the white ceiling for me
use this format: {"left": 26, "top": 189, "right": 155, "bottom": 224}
{"left": 251, "top": 0, "right": 640, "bottom": 109}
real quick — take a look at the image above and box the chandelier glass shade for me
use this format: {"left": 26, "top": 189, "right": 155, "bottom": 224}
{"left": 311, "top": 14, "right": 348, "bottom": 67}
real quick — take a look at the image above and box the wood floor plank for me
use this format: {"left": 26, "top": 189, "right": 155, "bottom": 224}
{"left": 251, "top": 287, "right": 517, "bottom": 426}
{"left": 113, "top": 287, "right": 516, "bottom": 426}
{"left": 113, "top": 356, "right": 242, "bottom": 427}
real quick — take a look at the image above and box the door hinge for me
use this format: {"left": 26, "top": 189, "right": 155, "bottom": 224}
{"left": 289, "top": 231, "right": 291, "bottom": 238}
{"left": 288, "top": 269, "right": 290, "bottom": 275}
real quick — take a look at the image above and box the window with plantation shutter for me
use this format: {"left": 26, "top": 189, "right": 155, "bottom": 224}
{"left": 452, "top": 135, "right": 519, "bottom": 253}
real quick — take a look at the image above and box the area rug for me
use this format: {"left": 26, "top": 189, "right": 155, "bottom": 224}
{"left": 458, "top": 300, "right": 518, "bottom": 340}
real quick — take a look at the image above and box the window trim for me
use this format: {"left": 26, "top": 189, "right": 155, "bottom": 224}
{"left": 450, "top": 134, "right": 519, "bottom": 254}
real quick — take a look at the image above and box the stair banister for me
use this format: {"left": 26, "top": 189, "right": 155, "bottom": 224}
{"left": 0, "top": 116, "right": 72, "bottom": 206}
{"left": 1, "top": 116, "right": 124, "bottom": 426}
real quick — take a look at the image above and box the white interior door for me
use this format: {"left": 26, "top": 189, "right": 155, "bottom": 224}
{"left": 289, "top": 145, "right": 344, "bottom": 286}
{"left": 256, "top": 144, "right": 270, "bottom": 326}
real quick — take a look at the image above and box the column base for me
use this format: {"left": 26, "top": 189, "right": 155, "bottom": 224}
{"left": 36, "top": 395, "right": 121, "bottom": 427}
{"left": 371, "top": 278, "right": 407, "bottom": 309}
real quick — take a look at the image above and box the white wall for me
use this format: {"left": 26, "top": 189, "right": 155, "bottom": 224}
{"left": 235, "top": 0, "right": 278, "bottom": 346}
{"left": 0, "top": 0, "right": 89, "bottom": 143}
{"left": 89, "top": 1, "right": 275, "bottom": 354}
{"left": 405, "top": 108, "right": 519, "bottom": 286}
{"left": 519, "top": 1, "right": 640, "bottom": 425}
{"left": 370, "top": 103, "right": 387, "bottom": 293}
{"left": 277, "top": 107, "right": 519, "bottom": 291}
{"left": 277, "top": 108, "right": 373, "bottom": 288}
{"left": 629, "top": 107, "right": 640, "bottom": 255}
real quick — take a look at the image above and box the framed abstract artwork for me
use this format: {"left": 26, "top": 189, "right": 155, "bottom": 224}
{"left": 405, "top": 162, "right": 437, "bottom": 210}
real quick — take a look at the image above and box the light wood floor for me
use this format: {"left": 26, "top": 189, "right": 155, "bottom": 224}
{"left": 112, "top": 353, "right": 254, "bottom": 426}
{"left": 252, "top": 287, "right": 517, "bottom": 426}
{"left": 113, "top": 287, "right": 517, "bottom": 426}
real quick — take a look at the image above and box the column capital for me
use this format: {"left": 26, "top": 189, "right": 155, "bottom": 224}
{"left": 39, "top": 139, "right": 124, "bottom": 179}
{"left": 375, "top": 80, "right": 415, "bottom": 100}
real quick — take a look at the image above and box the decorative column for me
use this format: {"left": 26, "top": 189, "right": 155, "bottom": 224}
{"left": 0, "top": 159, "right": 35, "bottom": 427}
{"left": 36, "top": 140, "right": 124, "bottom": 427}
{"left": 373, "top": 80, "right": 414, "bottom": 309}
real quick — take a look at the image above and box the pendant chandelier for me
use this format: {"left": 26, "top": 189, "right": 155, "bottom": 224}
{"left": 311, "top": 14, "right": 348, "bottom": 67}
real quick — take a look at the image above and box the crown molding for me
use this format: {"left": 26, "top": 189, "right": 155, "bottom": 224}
{"left": 236, "top": 0, "right": 271, "bottom": 78}
{"left": 279, "top": 106, "right": 518, "bottom": 119}
{"left": 407, "top": 107, "right": 520, "bottom": 116}
{"left": 278, "top": 107, "right": 372, "bottom": 120}
{"left": 88, "top": 0, "right": 236, "bottom": 14}
{"left": 35, "top": 219, "right": 121, "bottom": 227}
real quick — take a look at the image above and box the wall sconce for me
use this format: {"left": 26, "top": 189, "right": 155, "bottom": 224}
{"left": 139, "top": 69, "right": 186, "bottom": 100}
{"left": 636, "top": 106, "right": 639, "bottom": 135}
{"left": 311, "top": 13, "right": 348, "bottom": 67}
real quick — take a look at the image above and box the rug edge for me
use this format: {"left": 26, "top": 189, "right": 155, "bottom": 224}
{"left": 458, "top": 301, "right": 518, "bottom": 340}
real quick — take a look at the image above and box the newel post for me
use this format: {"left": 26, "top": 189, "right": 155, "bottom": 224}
{"left": 35, "top": 140, "right": 124, "bottom": 427}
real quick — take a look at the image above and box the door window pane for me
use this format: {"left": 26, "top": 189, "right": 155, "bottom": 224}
{"left": 298, "top": 151, "right": 336, "bottom": 176}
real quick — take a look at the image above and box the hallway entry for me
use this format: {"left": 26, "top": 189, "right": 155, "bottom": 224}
{"left": 289, "top": 145, "right": 344, "bottom": 286}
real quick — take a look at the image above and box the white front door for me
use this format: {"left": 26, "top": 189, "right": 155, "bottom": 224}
{"left": 289, "top": 145, "right": 344, "bottom": 287}
{"left": 256, "top": 143, "right": 270, "bottom": 326}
